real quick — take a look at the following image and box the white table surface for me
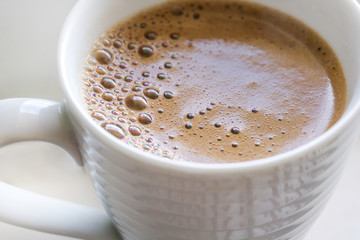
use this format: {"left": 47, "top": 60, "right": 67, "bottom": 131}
{"left": 0, "top": 0, "right": 359, "bottom": 239}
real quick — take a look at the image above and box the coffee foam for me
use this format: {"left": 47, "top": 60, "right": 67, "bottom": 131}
{"left": 82, "top": 0, "right": 346, "bottom": 163}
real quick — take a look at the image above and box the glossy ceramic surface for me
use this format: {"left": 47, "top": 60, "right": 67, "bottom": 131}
{"left": 1, "top": 0, "right": 360, "bottom": 239}
{"left": 59, "top": 0, "right": 360, "bottom": 239}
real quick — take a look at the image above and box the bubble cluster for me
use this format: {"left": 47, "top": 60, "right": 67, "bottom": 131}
{"left": 82, "top": 0, "right": 342, "bottom": 163}
{"left": 82, "top": 9, "right": 187, "bottom": 158}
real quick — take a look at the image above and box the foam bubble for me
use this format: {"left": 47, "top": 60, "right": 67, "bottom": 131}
{"left": 93, "top": 49, "right": 112, "bottom": 64}
{"left": 138, "top": 113, "right": 153, "bottom": 124}
{"left": 102, "top": 123, "right": 126, "bottom": 139}
{"left": 101, "top": 77, "right": 116, "bottom": 89}
{"left": 125, "top": 94, "right": 148, "bottom": 110}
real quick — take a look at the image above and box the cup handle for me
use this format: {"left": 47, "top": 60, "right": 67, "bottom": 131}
{"left": 0, "top": 98, "right": 120, "bottom": 240}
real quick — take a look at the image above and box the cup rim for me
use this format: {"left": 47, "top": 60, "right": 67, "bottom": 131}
{"left": 58, "top": 0, "right": 360, "bottom": 174}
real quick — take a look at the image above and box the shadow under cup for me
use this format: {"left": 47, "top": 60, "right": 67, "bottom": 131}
{"left": 59, "top": 0, "right": 360, "bottom": 239}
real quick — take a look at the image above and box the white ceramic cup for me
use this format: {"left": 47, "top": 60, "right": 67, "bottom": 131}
{"left": 1, "top": 0, "right": 360, "bottom": 239}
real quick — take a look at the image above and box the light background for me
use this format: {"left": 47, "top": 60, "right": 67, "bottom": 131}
{"left": 0, "top": 0, "right": 359, "bottom": 239}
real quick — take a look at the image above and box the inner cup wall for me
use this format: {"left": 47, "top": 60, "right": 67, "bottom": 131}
{"left": 60, "top": 0, "right": 360, "bottom": 159}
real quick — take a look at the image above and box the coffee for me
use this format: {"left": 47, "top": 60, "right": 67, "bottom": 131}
{"left": 81, "top": 0, "right": 346, "bottom": 163}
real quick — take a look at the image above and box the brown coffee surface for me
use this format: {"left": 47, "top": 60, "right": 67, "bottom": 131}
{"left": 82, "top": 0, "right": 346, "bottom": 163}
